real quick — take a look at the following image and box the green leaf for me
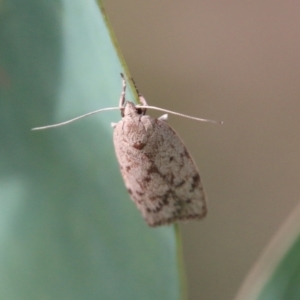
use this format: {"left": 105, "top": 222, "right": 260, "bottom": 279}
{"left": 235, "top": 203, "right": 300, "bottom": 300}
{"left": 0, "top": 0, "right": 181, "bottom": 299}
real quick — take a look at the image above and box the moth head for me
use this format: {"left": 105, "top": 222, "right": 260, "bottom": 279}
{"left": 122, "top": 101, "right": 147, "bottom": 118}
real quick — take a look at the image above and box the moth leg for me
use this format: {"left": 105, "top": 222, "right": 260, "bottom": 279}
{"left": 131, "top": 77, "right": 148, "bottom": 116}
{"left": 138, "top": 95, "right": 148, "bottom": 106}
{"left": 119, "top": 73, "right": 127, "bottom": 108}
{"left": 158, "top": 114, "right": 168, "bottom": 122}
{"left": 111, "top": 122, "right": 117, "bottom": 128}
{"left": 131, "top": 77, "right": 148, "bottom": 105}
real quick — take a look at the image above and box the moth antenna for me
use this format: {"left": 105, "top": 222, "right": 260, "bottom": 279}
{"left": 31, "top": 107, "right": 120, "bottom": 131}
{"left": 135, "top": 105, "right": 223, "bottom": 124}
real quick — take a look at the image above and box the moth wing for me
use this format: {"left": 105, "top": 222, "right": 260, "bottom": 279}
{"left": 114, "top": 118, "right": 207, "bottom": 227}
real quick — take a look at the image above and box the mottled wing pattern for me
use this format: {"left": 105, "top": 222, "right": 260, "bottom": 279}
{"left": 113, "top": 113, "right": 207, "bottom": 227}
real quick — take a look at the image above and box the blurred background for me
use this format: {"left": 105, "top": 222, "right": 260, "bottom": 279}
{"left": 104, "top": 1, "right": 300, "bottom": 299}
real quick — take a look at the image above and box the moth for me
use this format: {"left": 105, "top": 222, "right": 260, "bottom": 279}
{"left": 32, "top": 74, "right": 221, "bottom": 227}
